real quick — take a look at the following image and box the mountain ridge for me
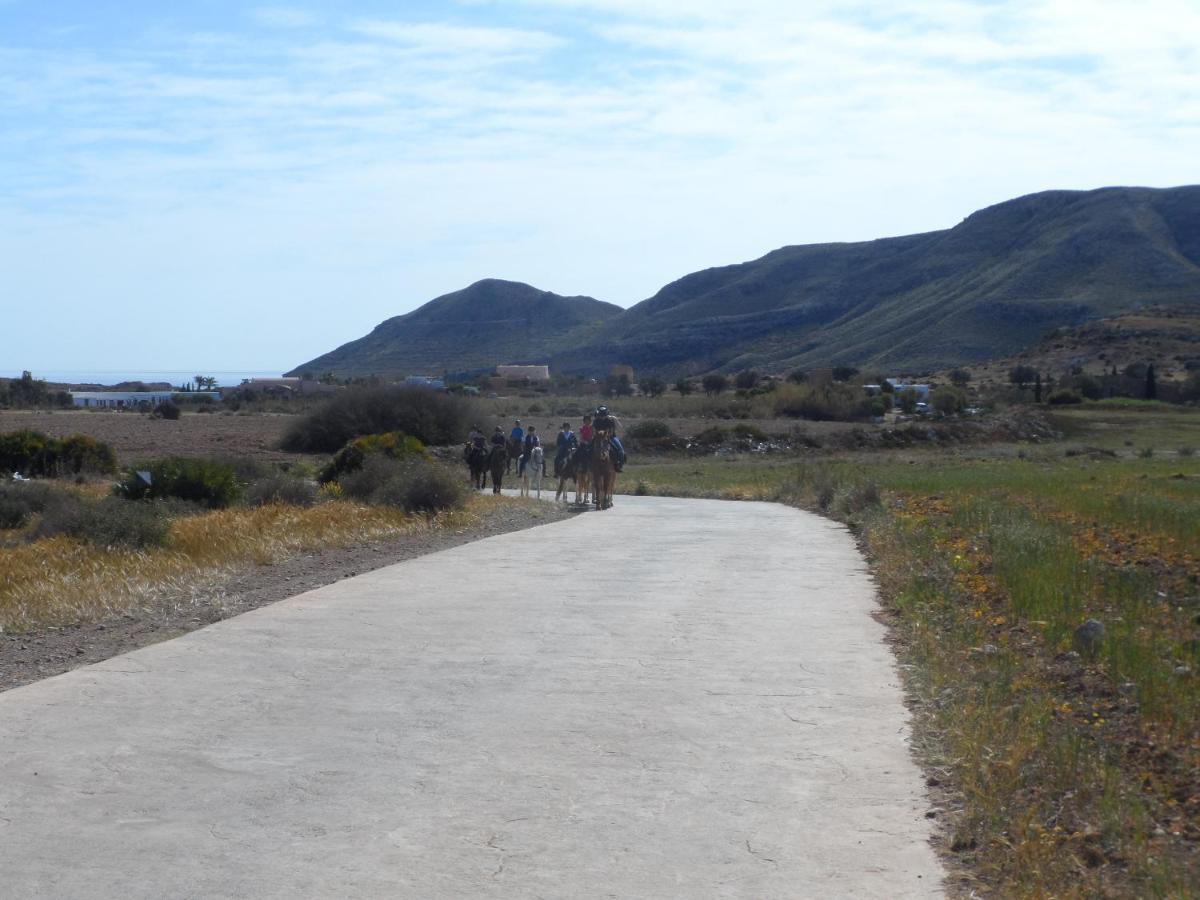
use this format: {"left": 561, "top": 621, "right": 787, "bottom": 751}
{"left": 290, "top": 185, "right": 1200, "bottom": 379}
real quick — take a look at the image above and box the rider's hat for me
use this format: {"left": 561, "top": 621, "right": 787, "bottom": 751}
{"left": 596, "top": 406, "right": 609, "bottom": 415}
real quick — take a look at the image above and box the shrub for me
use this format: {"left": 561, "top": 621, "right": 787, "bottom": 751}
{"left": 244, "top": 474, "right": 318, "bottom": 507}
{"left": 115, "top": 458, "right": 241, "bottom": 508}
{"left": 154, "top": 400, "right": 181, "bottom": 420}
{"left": 701, "top": 374, "right": 728, "bottom": 396}
{"left": 281, "top": 386, "right": 470, "bottom": 453}
{"left": 339, "top": 456, "right": 465, "bottom": 513}
{"left": 932, "top": 387, "right": 966, "bottom": 415}
{"left": 33, "top": 494, "right": 169, "bottom": 548}
{"left": 627, "top": 420, "right": 673, "bottom": 440}
{"left": 1178, "top": 446, "right": 1196, "bottom": 458}
{"left": 0, "top": 481, "right": 59, "bottom": 529}
{"left": 1047, "top": 390, "right": 1084, "bottom": 405}
{"left": 774, "top": 384, "right": 872, "bottom": 421}
{"left": 0, "top": 430, "right": 117, "bottom": 478}
{"left": 319, "top": 432, "right": 427, "bottom": 483}
{"left": 691, "top": 426, "right": 728, "bottom": 446}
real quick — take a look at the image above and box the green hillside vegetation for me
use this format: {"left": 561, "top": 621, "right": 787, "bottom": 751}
{"left": 288, "top": 279, "right": 621, "bottom": 379}
{"left": 292, "top": 185, "right": 1200, "bottom": 379}
{"left": 563, "top": 185, "right": 1200, "bottom": 375}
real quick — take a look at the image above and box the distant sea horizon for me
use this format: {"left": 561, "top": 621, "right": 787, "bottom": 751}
{"left": 16, "top": 370, "right": 287, "bottom": 388}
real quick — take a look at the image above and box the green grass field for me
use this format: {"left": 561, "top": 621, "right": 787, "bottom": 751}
{"left": 621, "top": 421, "right": 1200, "bottom": 897}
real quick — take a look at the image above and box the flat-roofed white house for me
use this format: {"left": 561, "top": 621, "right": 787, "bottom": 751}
{"left": 70, "top": 391, "right": 220, "bottom": 408}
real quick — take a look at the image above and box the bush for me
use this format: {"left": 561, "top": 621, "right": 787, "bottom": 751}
{"left": 701, "top": 374, "right": 728, "bottom": 396}
{"left": 774, "top": 384, "right": 872, "bottom": 421}
{"left": 1047, "top": 390, "right": 1084, "bottom": 405}
{"left": 281, "top": 386, "right": 470, "bottom": 453}
{"left": 0, "top": 430, "right": 117, "bottom": 478}
{"left": 0, "top": 481, "right": 59, "bottom": 529}
{"left": 932, "top": 388, "right": 966, "bottom": 415}
{"left": 244, "top": 474, "right": 318, "bottom": 507}
{"left": 33, "top": 494, "right": 169, "bottom": 548}
{"left": 627, "top": 420, "right": 673, "bottom": 440}
{"left": 691, "top": 426, "right": 728, "bottom": 446}
{"left": 319, "top": 432, "right": 428, "bottom": 484}
{"left": 115, "top": 457, "right": 241, "bottom": 508}
{"left": 154, "top": 400, "right": 181, "bottom": 420}
{"left": 339, "top": 456, "right": 465, "bottom": 513}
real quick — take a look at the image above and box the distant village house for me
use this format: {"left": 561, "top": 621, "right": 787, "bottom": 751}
{"left": 70, "top": 390, "right": 220, "bottom": 408}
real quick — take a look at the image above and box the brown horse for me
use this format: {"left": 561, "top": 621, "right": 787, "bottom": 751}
{"left": 488, "top": 444, "right": 508, "bottom": 495}
{"left": 554, "top": 443, "right": 592, "bottom": 505}
{"left": 591, "top": 430, "right": 617, "bottom": 510}
{"left": 464, "top": 442, "right": 489, "bottom": 489}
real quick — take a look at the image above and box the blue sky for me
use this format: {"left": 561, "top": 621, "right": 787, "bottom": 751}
{"left": 2, "top": 0, "right": 1197, "bottom": 373}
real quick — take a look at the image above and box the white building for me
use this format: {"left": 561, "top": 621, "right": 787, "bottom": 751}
{"left": 70, "top": 391, "right": 220, "bottom": 408}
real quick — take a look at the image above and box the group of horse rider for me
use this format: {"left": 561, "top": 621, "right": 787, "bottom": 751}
{"left": 466, "top": 407, "right": 626, "bottom": 479}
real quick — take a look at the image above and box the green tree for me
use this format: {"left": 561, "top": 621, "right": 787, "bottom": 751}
{"left": 734, "top": 370, "right": 759, "bottom": 391}
{"left": 606, "top": 373, "right": 633, "bottom": 397}
{"left": 786, "top": 369, "right": 807, "bottom": 384}
{"left": 1145, "top": 363, "right": 1157, "bottom": 400}
{"left": 832, "top": 366, "right": 859, "bottom": 383}
{"left": 702, "top": 373, "right": 728, "bottom": 396}
{"left": 932, "top": 388, "right": 965, "bottom": 416}
{"left": 898, "top": 388, "right": 918, "bottom": 414}
{"left": 674, "top": 378, "right": 693, "bottom": 397}
{"left": 641, "top": 376, "right": 667, "bottom": 398}
{"left": 949, "top": 368, "right": 971, "bottom": 387}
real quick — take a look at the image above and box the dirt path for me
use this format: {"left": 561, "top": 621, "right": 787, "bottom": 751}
{"left": 0, "top": 496, "right": 943, "bottom": 898}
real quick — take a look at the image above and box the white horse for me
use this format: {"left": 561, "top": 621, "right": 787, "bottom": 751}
{"left": 520, "top": 445, "right": 545, "bottom": 498}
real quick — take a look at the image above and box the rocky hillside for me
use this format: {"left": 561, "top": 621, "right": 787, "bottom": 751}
{"left": 558, "top": 185, "right": 1200, "bottom": 375}
{"left": 288, "top": 279, "right": 621, "bottom": 379}
{"left": 292, "top": 186, "right": 1200, "bottom": 378}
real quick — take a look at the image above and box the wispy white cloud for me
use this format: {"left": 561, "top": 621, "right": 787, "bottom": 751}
{"left": 0, "top": 1, "right": 1196, "bottom": 369}
{"left": 251, "top": 6, "right": 320, "bottom": 29}
{"left": 347, "top": 20, "right": 565, "bottom": 55}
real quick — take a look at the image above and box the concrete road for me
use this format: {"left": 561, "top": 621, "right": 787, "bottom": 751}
{"left": 0, "top": 496, "right": 943, "bottom": 898}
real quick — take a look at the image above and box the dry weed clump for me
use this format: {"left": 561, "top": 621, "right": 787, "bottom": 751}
{"left": 0, "top": 500, "right": 480, "bottom": 633}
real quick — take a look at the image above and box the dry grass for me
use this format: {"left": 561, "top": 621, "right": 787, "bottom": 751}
{"left": 0, "top": 499, "right": 482, "bottom": 632}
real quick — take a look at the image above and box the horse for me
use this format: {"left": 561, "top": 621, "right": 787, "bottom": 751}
{"left": 591, "top": 429, "right": 617, "bottom": 510}
{"left": 505, "top": 437, "right": 523, "bottom": 475}
{"left": 464, "top": 442, "right": 489, "bottom": 490}
{"left": 554, "top": 443, "right": 592, "bottom": 505}
{"left": 488, "top": 444, "right": 508, "bottom": 495}
{"left": 520, "top": 445, "right": 544, "bottom": 498}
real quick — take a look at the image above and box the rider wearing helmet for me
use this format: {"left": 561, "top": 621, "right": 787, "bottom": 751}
{"left": 591, "top": 406, "right": 626, "bottom": 471}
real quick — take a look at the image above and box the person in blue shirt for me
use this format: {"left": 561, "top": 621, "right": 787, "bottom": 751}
{"left": 510, "top": 420, "right": 524, "bottom": 444}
